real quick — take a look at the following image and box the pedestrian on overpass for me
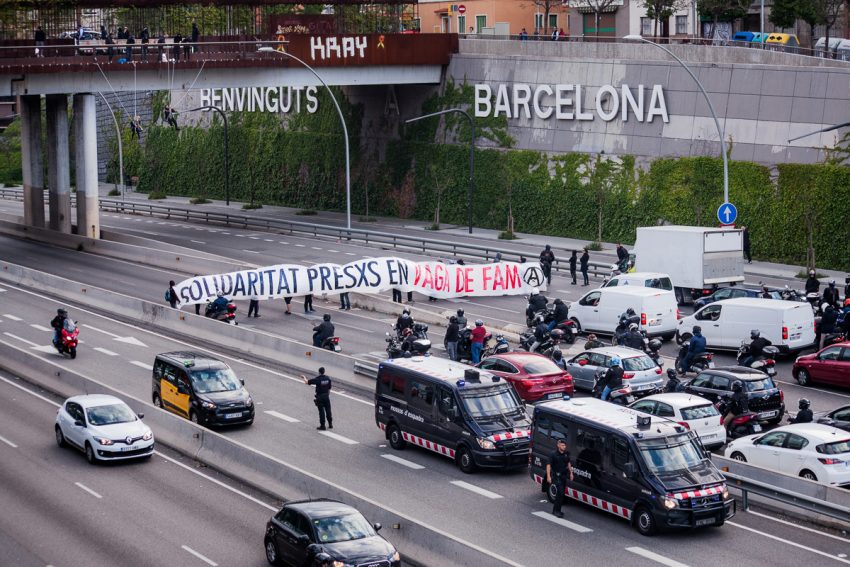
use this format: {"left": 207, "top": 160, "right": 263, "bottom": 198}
{"left": 302, "top": 367, "right": 333, "bottom": 430}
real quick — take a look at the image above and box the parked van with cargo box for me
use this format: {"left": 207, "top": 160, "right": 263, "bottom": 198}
{"left": 375, "top": 356, "right": 532, "bottom": 473}
{"left": 569, "top": 286, "right": 679, "bottom": 340}
{"left": 530, "top": 398, "right": 735, "bottom": 535}
{"left": 678, "top": 297, "right": 816, "bottom": 353}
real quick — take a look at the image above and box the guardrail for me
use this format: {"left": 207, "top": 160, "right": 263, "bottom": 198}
{"left": 0, "top": 187, "right": 612, "bottom": 278}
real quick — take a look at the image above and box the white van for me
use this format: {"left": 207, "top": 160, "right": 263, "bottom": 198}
{"left": 677, "top": 297, "right": 816, "bottom": 353}
{"left": 569, "top": 286, "right": 679, "bottom": 339}
{"left": 602, "top": 271, "right": 673, "bottom": 291}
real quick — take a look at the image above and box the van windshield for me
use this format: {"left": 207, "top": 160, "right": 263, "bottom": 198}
{"left": 190, "top": 367, "right": 241, "bottom": 394}
{"left": 459, "top": 385, "right": 523, "bottom": 418}
{"left": 637, "top": 434, "right": 705, "bottom": 475}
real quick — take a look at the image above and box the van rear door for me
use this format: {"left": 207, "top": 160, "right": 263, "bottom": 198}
{"left": 642, "top": 293, "right": 676, "bottom": 334}
{"left": 783, "top": 304, "right": 816, "bottom": 350}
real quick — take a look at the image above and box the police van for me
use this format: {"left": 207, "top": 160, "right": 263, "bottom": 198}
{"left": 375, "top": 356, "right": 531, "bottom": 473}
{"left": 530, "top": 398, "right": 734, "bottom": 535}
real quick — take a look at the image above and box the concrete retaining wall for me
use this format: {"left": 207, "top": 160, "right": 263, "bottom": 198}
{"left": 0, "top": 340, "right": 520, "bottom": 567}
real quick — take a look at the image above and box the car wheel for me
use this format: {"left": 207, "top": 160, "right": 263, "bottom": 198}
{"left": 388, "top": 424, "right": 406, "bottom": 450}
{"left": 456, "top": 446, "right": 477, "bottom": 474}
{"left": 55, "top": 425, "right": 67, "bottom": 448}
{"left": 190, "top": 410, "right": 200, "bottom": 425}
{"left": 634, "top": 505, "right": 657, "bottom": 536}
{"left": 730, "top": 452, "right": 747, "bottom": 462}
{"left": 569, "top": 318, "right": 581, "bottom": 334}
{"left": 800, "top": 469, "right": 818, "bottom": 482}
{"left": 85, "top": 442, "right": 97, "bottom": 465}
{"left": 152, "top": 393, "right": 163, "bottom": 408}
{"left": 796, "top": 369, "right": 811, "bottom": 387}
{"left": 264, "top": 537, "right": 281, "bottom": 566}
{"left": 546, "top": 481, "right": 560, "bottom": 504}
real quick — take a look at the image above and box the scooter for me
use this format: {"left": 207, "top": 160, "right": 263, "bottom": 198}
{"left": 591, "top": 368, "right": 635, "bottom": 406}
{"left": 387, "top": 324, "right": 432, "bottom": 358}
{"left": 321, "top": 336, "right": 342, "bottom": 352}
{"left": 647, "top": 338, "right": 663, "bottom": 368}
{"left": 54, "top": 321, "right": 80, "bottom": 359}
{"left": 205, "top": 300, "right": 237, "bottom": 323}
{"left": 736, "top": 342, "right": 779, "bottom": 377}
{"left": 525, "top": 306, "right": 553, "bottom": 328}
{"left": 486, "top": 334, "right": 510, "bottom": 356}
{"left": 551, "top": 319, "right": 578, "bottom": 344}
{"left": 675, "top": 341, "right": 713, "bottom": 374}
{"left": 716, "top": 397, "right": 762, "bottom": 438}
{"left": 541, "top": 329, "right": 567, "bottom": 357}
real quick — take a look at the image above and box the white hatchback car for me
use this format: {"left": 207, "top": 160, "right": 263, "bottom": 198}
{"left": 725, "top": 424, "right": 850, "bottom": 486}
{"left": 55, "top": 394, "right": 154, "bottom": 464}
{"left": 629, "top": 393, "right": 727, "bottom": 450}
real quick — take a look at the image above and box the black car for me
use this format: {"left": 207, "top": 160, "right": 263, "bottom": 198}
{"left": 693, "top": 287, "right": 768, "bottom": 309}
{"left": 683, "top": 366, "right": 785, "bottom": 425}
{"left": 264, "top": 499, "right": 400, "bottom": 567}
{"left": 816, "top": 405, "right": 850, "bottom": 432}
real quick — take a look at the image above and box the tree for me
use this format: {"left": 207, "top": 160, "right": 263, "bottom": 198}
{"left": 697, "top": 0, "right": 750, "bottom": 39}
{"left": 523, "top": 0, "right": 561, "bottom": 34}
{"left": 769, "top": 0, "right": 802, "bottom": 28}
{"left": 807, "top": 0, "right": 845, "bottom": 53}
{"left": 640, "top": 0, "right": 688, "bottom": 37}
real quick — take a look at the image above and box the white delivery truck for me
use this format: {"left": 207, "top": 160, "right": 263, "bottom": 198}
{"left": 633, "top": 226, "right": 744, "bottom": 305}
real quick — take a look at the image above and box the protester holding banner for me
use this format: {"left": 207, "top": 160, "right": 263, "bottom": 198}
{"left": 304, "top": 293, "right": 314, "bottom": 312}
{"left": 339, "top": 292, "right": 351, "bottom": 310}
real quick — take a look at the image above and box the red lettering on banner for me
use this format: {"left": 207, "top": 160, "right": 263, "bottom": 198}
{"left": 434, "top": 264, "right": 447, "bottom": 292}
{"left": 421, "top": 265, "right": 434, "bottom": 289}
{"left": 506, "top": 265, "right": 520, "bottom": 289}
{"left": 493, "top": 265, "right": 505, "bottom": 290}
{"left": 482, "top": 266, "right": 492, "bottom": 291}
{"left": 463, "top": 267, "right": 473, "bottom": 293}
{"left": 455, "top": 267, "right": 472, "bottom": 293}
{"left": 413, "top": 264, "right": 422, "bottom": 285}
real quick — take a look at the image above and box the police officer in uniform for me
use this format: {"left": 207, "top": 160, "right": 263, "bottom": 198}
{"left": 546, "top": 438, "right": 574, "bottom": 518}
{"left": 302, "top": 367, "right": 333, "bottom": 430}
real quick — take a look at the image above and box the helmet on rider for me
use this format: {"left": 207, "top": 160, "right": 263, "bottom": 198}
{"left": 798, "top": 398, "right": 811, "bottom": 410}
{"left": 475, "top": 319, "right": 484, "bottom": 327}
{"left": 552, "top": 349, "right": 562, "bottom": 361}
{"left": 57, "top": 308, "right": 68, "bottom": 316}
{"left": 626, "top": 308, "right": 636, "bottom": 316}
{"left": 217, "top": 291, "right": 225, "bottom": 297}
{"left": 809, "top": 269, "right": 816, "bottom": 277}
{"left": 732, "top": 380, "right": 743, "bottom": 393}
{"left": 402, "top": 309, "right": 410, "bottom": 316}
{"left": 449, "top": 315, "right": 457, "bottom": 323}
{"left": 610, "top": 356, "right": 622, "bottom": 367}
{"left": 830, "top": 280, "right": 836, "bottom": 287}
{"left": 628, "top": 323, "right": 638, "bottom": 332}
{"left": 750, "top": 329, "right": 760, "bottom": 339}
{"left": 323, "top": 314, "right": 331, "bottom": 322}
{"left": 826, "top": 304, "right": 835, "bottom": 313}
{"left": 693, "top": 326, "right": 702, "bottom": 334}
{"left": 457, "top": 309, "right": 464, "bottom": 316}
{"left": 554, "top": 298, "right": 563, "bottom": 305}
{"left": 821, "top": 303, "right": 830, "bottom": 313}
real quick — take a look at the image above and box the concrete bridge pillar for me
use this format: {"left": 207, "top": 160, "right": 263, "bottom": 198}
{"left": 73, "top": 93, "right": 99, "bottom": 239}
{"left": 19, "top": 95, "right": 45, "bottom": 228}
{"left": 46, "top": 94, "right": 72, "bottom": 233}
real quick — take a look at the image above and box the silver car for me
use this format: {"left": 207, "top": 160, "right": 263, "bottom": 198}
{"left": 565, "top": 346, "right": 664, "bottom": 396}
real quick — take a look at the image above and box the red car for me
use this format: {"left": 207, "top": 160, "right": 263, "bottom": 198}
{"left": 793, "top": 341, "right": 850, "bottom": 387}
{"left": 477, "top": 352, "right": 573, "bottom": 402}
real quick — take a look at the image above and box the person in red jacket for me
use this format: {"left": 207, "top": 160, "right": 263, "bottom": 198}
{"left": 470, "top": 319, "right": 487, "bottom": 363}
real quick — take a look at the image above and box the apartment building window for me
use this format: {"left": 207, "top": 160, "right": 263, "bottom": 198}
{"left": 458, "top": 15, "right": 466, "bottom": 34}
{"left": 640, "top": 17, "right": 653, "bottom": 36}
{"left": 476, "top": 15, "right": 487, "bottom": 33}
{"left": 549, "top": 14, "right": 558, "bottom": 30}
{"left": 676, "top": 15, "right": 688, "bottom": 35}
{"left": 534, "top": 13, "right": 543, "bottom": 31}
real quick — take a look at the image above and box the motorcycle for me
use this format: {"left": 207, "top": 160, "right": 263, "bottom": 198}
{"left": 647, "top": 338, "right": 663, "bottom": 368}
{"left": 612, "top": 314, "right": 641, "bottom": 346}
{"left": 823, "top": 332, "right": 847, "bottom": 348}
{"left": 591, "top": 368, "right": 635, "bottom": 406}
{"left": 663, "top": 368, "right": 685, "bottom": 393}
{"left": 716, "top": 397, "right": 762, "bottom": 438}
{"left": 387, "top": 324, "right": 432, "bottom": 358}
{"left": 54, "top": 320, "right": 80, "bottom": 359}
{"left": 456, "top": 328, "right": 491, "bottom": 362}
{"left": 736, "top": 342, "right": 779, "bottom": 377}
{"left": 805, "top": 292, "right": 822, "bottom": 315}
{"left": 320, "top": 336, "right": 342, "bottom": 352}
{"left": 541, "top": 329, "right": 567, "bottom": 357}
{"left": 486, "top": 334, "right": 510, "bottom": 356}
{"left": 600, "top": 257, "right": 635, "bottom": 286}
{"left": 551, "top": 319, "right": 578, "bottom": 344}
{"left": 205, "top": 300, "right": 237, "bottom": 323}
{"left": 780, "top": 286, "right": 806, "bottom": 303}
{"left": 675, "top": 341, "right": 714, "bottom": 374}
{"left": 525, "top": 306, "right": 553, "bottom": 328}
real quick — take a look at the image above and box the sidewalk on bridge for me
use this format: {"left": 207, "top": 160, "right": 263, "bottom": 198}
{"left": 100, "top": 183, "right": 848, "bottom": 284}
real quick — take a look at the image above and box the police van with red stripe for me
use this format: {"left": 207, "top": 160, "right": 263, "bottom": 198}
{"left": 530, "top": 398, "right": 735, "bottom": 535}
{"left": 375, "top": 356, "right": 531, "bottom": 473}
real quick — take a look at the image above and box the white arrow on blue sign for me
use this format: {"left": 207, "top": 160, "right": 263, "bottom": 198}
{"left": 717, "top": 202, "right": 737, "bottom": 225}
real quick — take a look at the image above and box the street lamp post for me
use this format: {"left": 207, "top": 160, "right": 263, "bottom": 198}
{"left": 787, "top": 120, "right": 850, "bottom": 143}
{"left": 624, "top": 35, "right": 729, "bottom": 204}
{"left": 405, "top": 109, "right": 476, "bottom": 234}
{"left": 183, "top": 105, "right": 230, "bottom": 206}
{"left": 97, "top": 92, "right": 124, "bottom": 200}
{"left": 257, "top": 46, "right": 351, "bottom": 231}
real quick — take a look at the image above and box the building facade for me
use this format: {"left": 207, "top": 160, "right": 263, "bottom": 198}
{"left": 416, "top": 0, "right": 570, "bottom": 36}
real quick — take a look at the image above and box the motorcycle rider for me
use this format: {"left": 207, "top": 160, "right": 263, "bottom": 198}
{"left": 600, "top": 356, "right": 624, "bottom": 401}
{"left": 584, "top": 333, "right": 605, "bottom": 350}
{"left": 723, "top": 380, "right": 750, "bottom": 433}
{"left": 209, "top": 291, "right": 229, "bottom": 315}
{"left": 616, "top": 243, "right": 629, "bottom": 272}
{"left": 552, "top": 349, "right": 567, "bottom": 371}
{"left": 548, "top": 298, "right": 569, "bottom": 331}
{"left": 741, "top": 329, "right": 772, "bottom": 367}
{"left": 456, "top": 309, "right": 468, "bottom": 329}
{"left": 804, "top": 269, "right": 820, "bottom": 295}
{"left": 530, "top": 319, "right": 549, "bottom": 353}
{"left": 623, "top": 323, "right": 645, "bottom": 350}
{"left": 395, "top": 309, "right": 414, "bottom": 336}
{"left": 824, "top": 280, "right": 840, "bottom": 310}
{"left": 820, "top": 304, "right": 839, "bottom": 345}
{"left": 845, "top": 276, "right": 850, "bottom": 304}
{"left": 663, "top": 368, "right": 683, "bottom": 393}
{"left": 527, "top": 287, "right": 548, "bottom": 321}
{"left": 312, "top": 314, "right": 335, "bottom": 348}
{"left": 760, "top": 285, "right": 772, "bottom": 299}
{"left": 789, "top": 398, "right": 814, "bottom": 424}
{"left": 681, "top": 326, "right": 706, "bottom": 373}
{"left": 51, "top": 308, "right": 69, "bottom": 347}
{"left": 470, "top": 319, "right": 487, "bottom": 364}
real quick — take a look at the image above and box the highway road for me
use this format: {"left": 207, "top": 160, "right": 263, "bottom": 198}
{"left": 1, "top": 284, "right": 849, "bottom": 566}
{"left": 0, "top": 367, "right": 277, "bottom": 567}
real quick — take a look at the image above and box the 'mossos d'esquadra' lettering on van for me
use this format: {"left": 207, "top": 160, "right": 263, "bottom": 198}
{"left": 474, "top": 84, "right": 669, "bottom": 124}
{"left": 389, "top": 405, "right": 425, "bottom": 423}
{"left": 572, "top": 466, "right": 592, "bottom": 480}
{"left": 199, "top": 86, "right": 319, "bottom": 114}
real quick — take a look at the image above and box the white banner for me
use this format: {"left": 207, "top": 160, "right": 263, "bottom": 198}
{"left": 174, "top": 257, "right": 546, "bottom": 306}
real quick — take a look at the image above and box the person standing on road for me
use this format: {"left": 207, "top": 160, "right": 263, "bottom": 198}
{"left": 805, "top": 269, "right": 820, "bottom": 295}
{"left": 568, "top": 251, "right": 577, "bottom": 285}
{"left": 302, "top": 367, "right": 332, "bottom": 430}
{"left": 580, "top": 248, "right": 590, "bottom": 286}
{"left": 392, "top": 288, "right": 402, "bottom": 303}
{"left": 445, "top": 316, "right": 460, "bottom": 361}
{"left": 283, "top": 296, "right": 292, "bottom": 316}
{"left": 304, "top": 293, "right": 314, "bottom": 312}
{"left": 539, "top": 245, "right": 555, "bottom": 286}
{"left": 166, "top": 280, "right": 178, "bottom": 309}
{"left": 742, "top": 226, "right": 751, "bottom": 264}
{"left": 470, "top": 319, "right": 487, "bottom": 363}
{"left": 339, "top": 292, "right": 351, "bottom": 310}
{"left": 248, "top": 298, "right": 260, "bottom": 318}
{"left": 546, "top": 438, "right": 574, "bottom": 518}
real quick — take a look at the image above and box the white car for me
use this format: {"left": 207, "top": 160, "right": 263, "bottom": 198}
{"left": 55, "top": 394, "right": 154, "bottom": 464}
{"left": 629, "top": 393, "right": 726, "bottom": 450}
{"left": 725, "top": 423, "right": 850, "bottom": 486}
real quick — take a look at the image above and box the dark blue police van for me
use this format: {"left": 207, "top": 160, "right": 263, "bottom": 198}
{"left": 375, "top": 357, "right": 531, "bottom": 473}
{"left": 530, "top": 398, "right": 735, "bottom": 535}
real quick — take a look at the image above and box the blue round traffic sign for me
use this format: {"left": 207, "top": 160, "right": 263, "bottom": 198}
{"left": 717, "top": 202, "right": 737, "bottom": 225}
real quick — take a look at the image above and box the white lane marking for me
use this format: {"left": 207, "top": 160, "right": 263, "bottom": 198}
{"left": 0, "top": 433, "right": 18, "bottom": 448}
{"left": 220, "top": 232, "right": 230, "bottom": 235}
{"left": 450, "top": 480, "right": 502, "bottom": 500}
{"left": 243, "top": 250, "right": 261, "bottom": 254}
{"left": 777, "top": 379, "right": 850, "bottom": 400}
{"left": 345, "top": 252, "right": 356, "bottom": 256}
{"left": 181, "top": 545, "right": 218, "bottom": 567}
{"left": 3, "top": 332, "right": 40, "bottom": 347}
{"left": 264, "top": 239, "right": 273, "bottom": 242}
{"left": 93, "top": 347, "right": 119, "bottom": 356}
{"left": 327, "top": 249, "right": 339, "bottom": 253}
{"left": 381, "top": 454, "right": 424, "bottom": 470}
{"left": 249, "top": 236, "right": 260, "bottom": 240}
{"left": 311, "top": 246, "right": 323, "bottom": 250}
{"left": 728, "top": 521, "right": 850, "bottom": 564}
{"left": 130, "top": 360, "right": 153, "bottom": 371}
{"left": 459, "top": 300, "right": 516, "bottom": 314}
{"left": 264, "top": 410, "right": 300, "bottom": 423}
{"left": 626, "top": 547, "right": 689, "bottom": 567}
{"left": 2, "top": 314, "right": 22, "bottom": 321}
{"left": 190, "top": 240, "right": 205, "bottom": 244}
{"left": 30, "top": 324, "right": 52, "bottom": 332}
{"left": 74, "top": 482, "right": 103, "bottom": 499}
{"left": 32, "top": 345, "right": 57, "bottom": 353}
{"left": 745, "top": 510, "right": 850, "bottom": 543}
{"left": 278, "top": 241, "right": 288, "bottom": 245}
{"left": 294, "top": 244, "right": 305, "bottom": 247}
{"left": 531, "top": 511, "right": 593, "bottom": 533}
{"left": 318, "top": 431, "right": 359, "bottom": 445}
{"left": 0, "top": 287, "right": 6, "bottom": 292}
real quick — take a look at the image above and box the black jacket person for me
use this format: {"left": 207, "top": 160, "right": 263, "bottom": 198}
{"left": 302, "top": 368, "right": 333, "bottom": 430}
{"left": 312, "top": 315, "right": 334, "bottom": 348}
